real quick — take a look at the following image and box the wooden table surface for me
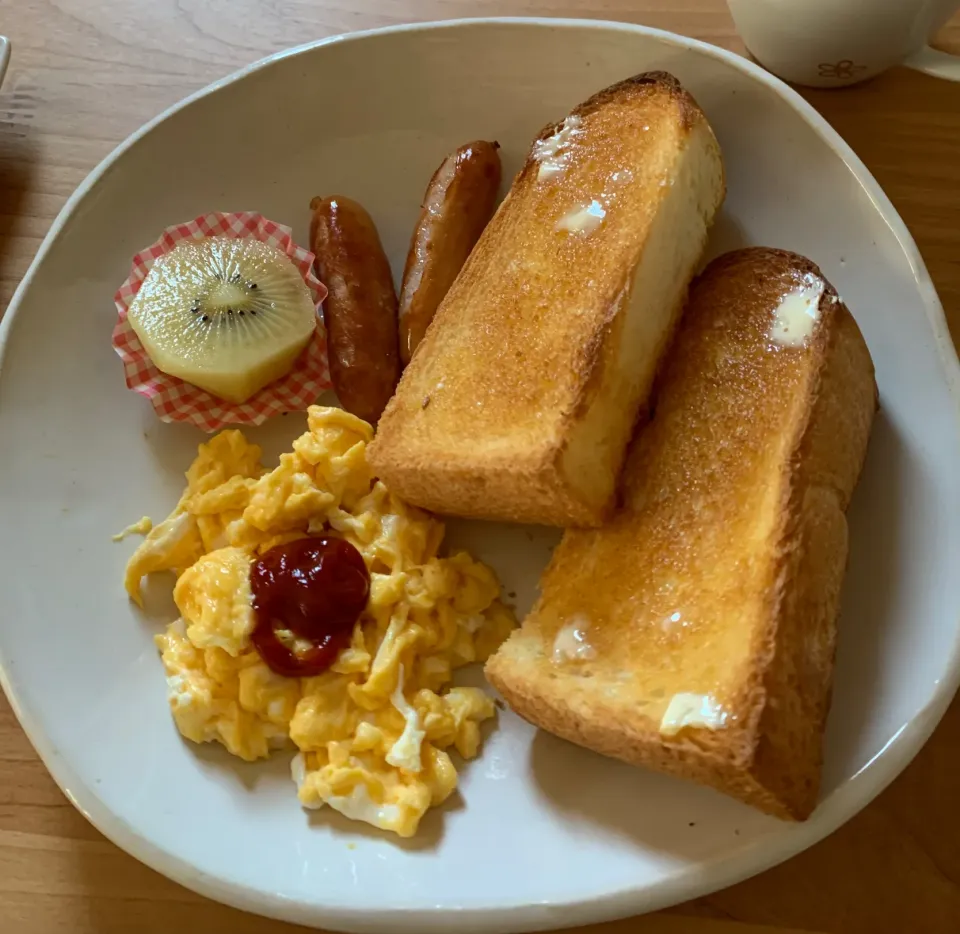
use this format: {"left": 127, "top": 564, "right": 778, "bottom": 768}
{"left": 1, "top": 2, "right": 959, "bottom": 933}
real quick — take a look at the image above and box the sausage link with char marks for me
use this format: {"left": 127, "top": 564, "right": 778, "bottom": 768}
{"left": 310, "top": 195, "right": 400, "bottom": 424}
{"left": 398, "top": 140, "right": 502, "bottom": 365}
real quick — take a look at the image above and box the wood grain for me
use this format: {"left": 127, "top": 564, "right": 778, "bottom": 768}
{"left": 1, "top": 2, "right": 959, "bottom": 933}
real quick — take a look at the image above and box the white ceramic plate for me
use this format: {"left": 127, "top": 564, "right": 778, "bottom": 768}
{"left": 1, "top": 18, "right": 958, "bottom": 934}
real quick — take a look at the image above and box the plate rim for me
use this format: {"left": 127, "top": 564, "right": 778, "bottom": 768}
{"left": 1, "top": 16, "right": 959, "bottom": 933}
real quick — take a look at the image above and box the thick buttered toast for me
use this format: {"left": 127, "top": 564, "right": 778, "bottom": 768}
{"left": 368, "top": 72, "right": 725, "bottom": 527}
{"left": 486, "top": 248, "right": 877, "bottom": 820}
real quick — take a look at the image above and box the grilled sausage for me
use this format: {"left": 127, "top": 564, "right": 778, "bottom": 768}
{"left": 310, "top": 195, "right": 400, "bottom": 424}
{"left": 398, "top": 140, "right": 501, "bottom": 365}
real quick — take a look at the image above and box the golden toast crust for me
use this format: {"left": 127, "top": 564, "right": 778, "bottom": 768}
{"left": 486, "top": 248, "right": 878, "bottom": 820}
{"left": 369, "top": 71, "right": 725, "bottom": 526}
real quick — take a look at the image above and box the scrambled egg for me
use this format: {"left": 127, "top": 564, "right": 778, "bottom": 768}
{"left": 124, "top": 406, "right": 515, "bottom": 837}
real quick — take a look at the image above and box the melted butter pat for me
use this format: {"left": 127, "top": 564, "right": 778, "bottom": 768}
{"left": 552, "top": 615, "right": 596, "bottom": 663}
{"left": 556, "top": 199, "right": 606, "bottom": 235}
{"left": 533, "top": 114, "right": 583, "bottom": 181}
{"left": 770, "top": 273, "right": 824, "bottom": 347}
{"left": 659, "top": 692, "right": 728, "bottom": 736}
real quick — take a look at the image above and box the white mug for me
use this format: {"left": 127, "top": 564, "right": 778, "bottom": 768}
{"left": 727, "top": 0, "right": 960, "bottom": 87}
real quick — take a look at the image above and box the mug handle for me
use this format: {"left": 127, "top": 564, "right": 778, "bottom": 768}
{"left": 0, "top": 37, "right": 9, "bottom": 88}
{"left": 903, "top": 45, "right": 960, "bottom": 80}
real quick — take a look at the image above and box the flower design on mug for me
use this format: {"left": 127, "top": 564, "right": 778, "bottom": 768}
{"left": 818, "top": 60, "right": 867, "bottom": 80}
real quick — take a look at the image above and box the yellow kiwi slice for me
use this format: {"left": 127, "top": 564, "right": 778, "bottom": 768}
{"left": 127, "top": 237, "right": 317, "bottom": 404}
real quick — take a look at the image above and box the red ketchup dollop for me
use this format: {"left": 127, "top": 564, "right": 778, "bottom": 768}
{"left": 249, "top": 536, "right": 370, "bottom": 678}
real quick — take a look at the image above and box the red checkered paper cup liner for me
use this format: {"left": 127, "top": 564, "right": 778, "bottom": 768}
{"left": 112, "top": 212, "right": 331, "bottom": 432}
